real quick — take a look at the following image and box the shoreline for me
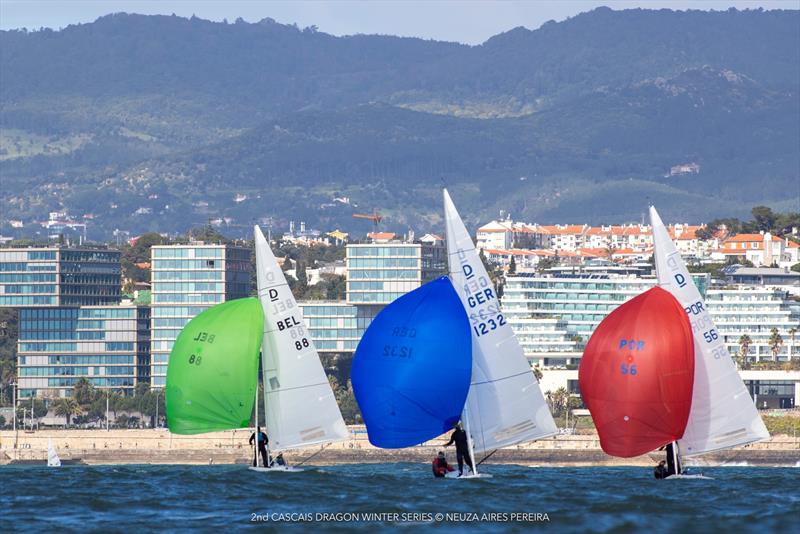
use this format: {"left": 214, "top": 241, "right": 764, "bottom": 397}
{"left": 2, "top": 429, "right": 798, "bottom": 467}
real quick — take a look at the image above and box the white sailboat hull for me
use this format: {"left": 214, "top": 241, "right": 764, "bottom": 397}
{"left": 248, "top": 466, "right": 305, "bottom": 473}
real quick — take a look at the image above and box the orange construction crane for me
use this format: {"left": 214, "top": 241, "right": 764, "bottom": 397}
{"left": 352, "top": 210, "right": 383, "bottom": 231}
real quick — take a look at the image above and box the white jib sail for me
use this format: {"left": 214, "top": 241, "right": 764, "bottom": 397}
{"left": 47, "top": 438, "right": 61, "bottom": 467}
{"left": 444, "top": 189, "right": 557, "bottom": 454}
{"left": 649, "top": 206, "right": 769, "bottom": 456}
{"left": 254, "top": 226, "right": 348, "bottom": 450}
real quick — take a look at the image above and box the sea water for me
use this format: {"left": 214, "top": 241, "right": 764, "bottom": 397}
{"left": 1, "top": 464, "right": 797, "bottom": 532}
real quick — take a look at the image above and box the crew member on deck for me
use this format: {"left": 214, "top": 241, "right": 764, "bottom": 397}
{"left": 654, "top": 460, "right": 669, "bottom": 479}
{"left": 444, "top": 422, "right": 474, "bottom": 477}
{"left": 432, "top": 451, "right": 455, "bottom": 478}
{"left": 249, "top": 426, "right": 269, "bottom": 467}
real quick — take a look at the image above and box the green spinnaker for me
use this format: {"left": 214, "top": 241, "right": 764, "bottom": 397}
{"left": 166, "top": 297, "right": 264, "bottom": 435}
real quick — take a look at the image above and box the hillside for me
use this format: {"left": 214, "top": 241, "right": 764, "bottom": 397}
{"left": 1, "top": 8, "right": 798, "bottom": 237}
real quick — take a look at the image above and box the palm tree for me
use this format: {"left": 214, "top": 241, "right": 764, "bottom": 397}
{"left": 788, "top": 328, "right": 797, "bottom": 361}
{"left": 53, "top": 397, "right": 82, "bottom": 427}
{"left": 768, "top": 328, "right": 784, "bottom": 361}
{"left": 737, "top": 334, "right": 752, "bottom": 370}
{"left": 532, "top": 365, "right": 543, "bottom": 382}
{"left": 0, "top": 359, "right": 15, "bottom": 405}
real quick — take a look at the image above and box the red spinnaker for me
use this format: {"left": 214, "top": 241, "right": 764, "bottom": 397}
{"left": 579, "top": 286, "right": 695, "bottom": 458}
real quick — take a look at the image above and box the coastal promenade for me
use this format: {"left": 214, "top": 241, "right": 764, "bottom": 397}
{"left": 2, "top": 427, "right": 798, "bottom": 467}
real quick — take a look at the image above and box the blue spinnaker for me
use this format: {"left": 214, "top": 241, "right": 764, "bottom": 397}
{"left": 351, "top": 276, "right": 472, "bottom": 448}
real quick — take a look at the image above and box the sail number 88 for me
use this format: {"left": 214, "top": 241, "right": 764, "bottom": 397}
{"left": 294, "top": 338, "right": 310, "bottom": 350}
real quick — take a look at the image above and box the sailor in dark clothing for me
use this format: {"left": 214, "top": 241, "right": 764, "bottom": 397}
{"left": 444, "top": 422, "right": 474, "bottom": 476}
{"left": 654, "top": 460, "right": 669, "bottom": 479}
{"left": 432, "top": 451, "right": 455, "bottom": 478}
{"left": 249, "top": 426, "right": 269, "bottom": 467}
{"left": 665, "top": 442, "right": 681, "bottom": 476}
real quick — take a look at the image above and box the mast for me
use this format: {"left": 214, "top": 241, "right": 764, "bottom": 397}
{"left": 461, "top": 404, "right": 478, "bottom": 476}
{"left": 261, "top": 348, "right": 271, "bottom": 464}
{"left": 254, "top": 383, "right": 260, "bottom": 467}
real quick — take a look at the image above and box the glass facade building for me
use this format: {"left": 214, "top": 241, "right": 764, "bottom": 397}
{"left": 16, "top": 305, "right": 149, "bottom": 399}
{"left": 503, "top": 273, "right": 657, "bottom": 367}
{"left": 298, "top": 302, "right": 372, "bottom": 353}
{"left": 149, "top": 244, "right": 251, "bottom": 387}
{"left": 346, "top": 243, "right": 445, "bottom": 305}
{"left": 707, "top": 289, "right": 799, "bottom": 363}
{"left": 0, "top": 247, "right": 121, "bottom": 307}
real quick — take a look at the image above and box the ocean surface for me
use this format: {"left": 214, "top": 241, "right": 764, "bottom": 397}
{"left": 1, "top": 464, "right": 798, "bottom": 533}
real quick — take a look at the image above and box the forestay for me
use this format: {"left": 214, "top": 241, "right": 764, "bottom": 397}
{"left": 443, "top": 189, "right": 557, "bottom": 453}
{"left": 649, "top": 206, "right": 769, "bottom": 456}
{"left": 254, "top": 226, "right": 348, "bottom": 450}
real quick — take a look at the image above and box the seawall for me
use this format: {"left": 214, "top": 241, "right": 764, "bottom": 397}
{"left": 2, "top": 429, "right": 798, "bottom": 467}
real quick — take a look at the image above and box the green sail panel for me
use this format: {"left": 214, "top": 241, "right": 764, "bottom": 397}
{"left": 166, "top": 297, "right": 264, "bottom": 435}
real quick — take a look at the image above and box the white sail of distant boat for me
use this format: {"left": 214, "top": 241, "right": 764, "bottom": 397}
{"left": 443, "top": 189, "right": 558, "bottom": 464}
{"left": 47, "top": 439, "right": 61, "bottom": 467}
{"left": 254, "top": 226, "right": 348, "bottom": 454}
{"left": 649, "top": 206, "right": 769, "bottom": 457}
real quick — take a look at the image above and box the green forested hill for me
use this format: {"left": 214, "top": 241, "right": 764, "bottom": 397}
{"left": 1, "top": 8, "right": 798, "bottom": 237}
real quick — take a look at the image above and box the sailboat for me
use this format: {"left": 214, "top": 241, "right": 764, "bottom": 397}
{"left": 251, "top": 226, "right": 348, "bottom": 471}
{"left": 47, "top": 438, "right": 61, "bottom": 467}
{"left": 166, "top": 228, "right": 347, "bottom": 471}
{"left": 443, "top": 189, "right": 558, "bottom": 477}
{"left": 351, "top": 276, "right": 473, "bottom": 448}
{"left": 649, "top": 206, "right": 769, "bottom": 472}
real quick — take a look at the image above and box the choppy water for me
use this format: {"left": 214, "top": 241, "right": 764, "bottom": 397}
{"left": 1, "top": 464, "right": 798, "bottom": 532}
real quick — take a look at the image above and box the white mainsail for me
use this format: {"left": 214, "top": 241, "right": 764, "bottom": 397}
{"left": 47, "top": 438, "right": 61, "bottom": 467}
{"left": 649, "top": 206, "right": 769, "bottom": 456}
{"left": 254, "top": 226, "right": 348, "bottom": 450}
{"left": 444, "top": 189, "right": 557, "bottom": 454}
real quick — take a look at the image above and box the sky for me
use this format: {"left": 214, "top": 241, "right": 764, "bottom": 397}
{"left": 0, "top": 0, "right": 797, "bottom": 44}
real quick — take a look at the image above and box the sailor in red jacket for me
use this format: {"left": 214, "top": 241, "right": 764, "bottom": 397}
{"left": 432, "top": 451, "right": 455, "bottom": 478}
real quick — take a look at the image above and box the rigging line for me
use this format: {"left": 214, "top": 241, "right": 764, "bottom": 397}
{"left": 295, "top": 442, "right": 330, "bottom": 467}
{"left": 470, "top": 370, "right": 536, "bottom": 387}
{"left": 477, "top": 449, "right": 498, "bottom": 467}
{"left": 264, "top": 381, "right": 332, "bottom": 394}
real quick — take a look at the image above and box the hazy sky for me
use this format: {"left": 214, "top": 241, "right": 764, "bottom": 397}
{"left": 1, "top": 0, "right": 797, "bottom": 44}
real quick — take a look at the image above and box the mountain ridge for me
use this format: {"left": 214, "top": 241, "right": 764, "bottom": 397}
{"left": 1, "top": 8, "right": 797, "bottom": 237}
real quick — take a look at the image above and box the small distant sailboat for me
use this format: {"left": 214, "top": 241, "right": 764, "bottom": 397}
{"left": 442, "top": 189, "right": 558, "bottom": 477}
{"left": 351, "top": 276, "right": 473, "bottom": 448}
{"left": 47, "top": 439, "right": 61, "bottom": 467}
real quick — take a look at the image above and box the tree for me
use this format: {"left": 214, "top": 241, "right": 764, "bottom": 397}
{"left": 750, "top": 206, "right": 777, "bottom": 233}
{"left": 115, "top": 414, "right": 130, "bottom": 428}
{"left": 532, "top": 365, "right": 543, "bottom": 381}
{"left": 0, "top": 415, "right": 5, "bottom": 428}
{"left": 768, "top": 328, "right": 784, "bottom": 360}
{"left": 788, "top": 328, "right": 797, "bottom": 360}
{"left": 737, "top": 334, "right": 752, "bottom": 369}
{"left": 508, "top": 255, "right": 517, "bottom": 275}
{"left": 16, "top": 398, "right": 47, "bottom": 422}
{"left": 73, "top": 377, "right": 98, "bottom": 406}
{"left": 53, "top": 397, "right": 82, "bottom": 426}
